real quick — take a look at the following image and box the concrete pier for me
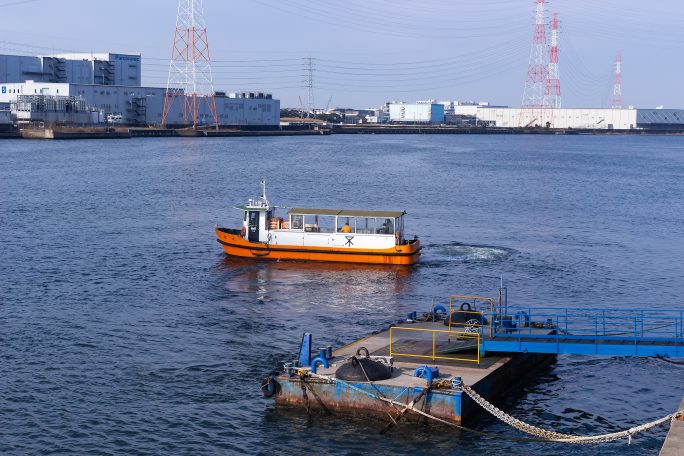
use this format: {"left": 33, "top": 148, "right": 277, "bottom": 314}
{"left": 660, "top": 396, "right": 684, "bottom": 456}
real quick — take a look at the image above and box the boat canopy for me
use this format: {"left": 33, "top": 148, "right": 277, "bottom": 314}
{"left": 287, "top": 208, "right": 406, "bottom": 218}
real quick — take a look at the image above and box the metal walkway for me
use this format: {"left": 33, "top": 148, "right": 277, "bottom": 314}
{"left": 480, "top": 306, "right": 684, "bottom": 357}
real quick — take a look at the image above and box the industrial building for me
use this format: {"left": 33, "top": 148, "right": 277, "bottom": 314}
{"left": 11, "top": 95, "right": 96, "bottom": 125}
{"left": 0, "top": 53, "right": 141, "bottom": 86}
{"left": 388, "top": 102, "right": 444, "bottom": 124}
{"left": 0, "top": 53, "right": 280, "bottom": 127}
{"left": 0, "top": 81, "right": 279, "bottom": 126}
{"left": 453, "top": 106, "right": 684, "bottom": 130}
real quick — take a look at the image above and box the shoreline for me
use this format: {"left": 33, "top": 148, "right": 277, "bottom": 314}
{"left": 2, "top": 124, "right": 684, "bottom": 140}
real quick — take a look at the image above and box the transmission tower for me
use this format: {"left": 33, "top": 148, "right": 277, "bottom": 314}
{"left": 611, "top": 51, "right": 622, "bottom": 109}
{"left": 522, "top": 0, "right": 548, "bottom": 108}
{"left": 303, "top": 57, "right": 315, "bottom": 119}
{"left": 544, "top": 13, "right": 561, "bottom": 109}
{"left": 162, "top": 0, "right": 218, "bottom": 129}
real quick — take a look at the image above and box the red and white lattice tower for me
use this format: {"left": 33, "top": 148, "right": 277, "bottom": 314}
{"left": 522, "top": 0, "right": 548, "bottom": 109}
{"left": 544, "top": 13, "right": 561, "bottom": 109}
{"left": 611, "top": 51, "right": 622, "bottom": 109}
{"left": 162, "top": 0, "right": 218, "bottom": 128}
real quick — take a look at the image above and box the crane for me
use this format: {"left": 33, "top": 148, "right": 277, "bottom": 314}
{"left": 298, "top": 96, "right": 305, "bottom": 118}
{"left": 324, "top": 96, "right": 333, "bottom": 113}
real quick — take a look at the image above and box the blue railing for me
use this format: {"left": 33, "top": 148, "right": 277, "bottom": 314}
{"left": 490, "top": 306, "right": 684, "bottom": 343}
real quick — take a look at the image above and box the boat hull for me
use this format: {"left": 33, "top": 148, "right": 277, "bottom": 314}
{"left": 215, "top": 227, "right": 420, "bottom": 265}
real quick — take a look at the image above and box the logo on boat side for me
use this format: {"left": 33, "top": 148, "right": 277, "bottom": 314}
{"left": 345, "top": 236, "right": 354, "bottom": 247}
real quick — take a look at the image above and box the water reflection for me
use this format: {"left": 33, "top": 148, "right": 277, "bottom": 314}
{"left": 217, "top": 257, "right": 414, "bottom": 308}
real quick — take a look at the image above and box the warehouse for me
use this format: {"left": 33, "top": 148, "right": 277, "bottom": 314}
{"left": 0, "top": 52, "right": 280, "bottom": 127}
{"left": 0, "top": 53, "right": 141, "bottom": 86}
{"left": 0, "top": 81, "right": 280, "bottom": 126}
{"left": 388, "top": 103, "right": 444, "bottom": 124}
{"left": 454, "top": 106, "right": 684, "bottom": 130}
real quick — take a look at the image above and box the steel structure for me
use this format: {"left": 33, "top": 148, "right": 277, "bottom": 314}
{"left": 612, "top": 51, "right": 623, "bottom": 109}
{"left": 521, "top": 0, "right": 548, "bottom": 108}
{"left": 543, "top": 13, "right": 561, "bottom": 109}
{"left": 482, "top": 305, "right": 683, "bottom": 357}
{"left": 303, "top": 57, "right": 315, "bottom": 119}
{"left": 162, "top": 0, "right": 218, "bottom": 128}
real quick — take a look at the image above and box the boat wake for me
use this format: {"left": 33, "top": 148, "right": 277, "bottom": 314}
{"left": 427, "top": 242, "right": 515, "bottom": 264}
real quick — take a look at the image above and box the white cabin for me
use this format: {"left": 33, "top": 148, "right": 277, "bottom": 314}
{"left": 236, "top": 181, "right": 408, "bottom": 249}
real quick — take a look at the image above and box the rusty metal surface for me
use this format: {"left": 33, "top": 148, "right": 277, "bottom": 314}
{"left": 275, "top": 377, "right": 463, "bottom": 423}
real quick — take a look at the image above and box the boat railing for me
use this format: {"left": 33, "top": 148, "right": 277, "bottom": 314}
{"left": 217, "top": 227, "right": 242, "bottom": 236}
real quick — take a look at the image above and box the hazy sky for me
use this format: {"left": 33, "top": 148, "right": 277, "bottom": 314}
{"left": 1, "top": 0, "right": 682, "bottom": 109}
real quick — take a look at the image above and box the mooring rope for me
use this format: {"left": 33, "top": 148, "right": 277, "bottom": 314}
{"left": 312, "top": 373, "right": 683, "bottom": 445}
{"left": 461, "top": 384, "right": 683, "bottom": 444}
{"left": 656, "top": 355, "right": 684, "bottom": 366}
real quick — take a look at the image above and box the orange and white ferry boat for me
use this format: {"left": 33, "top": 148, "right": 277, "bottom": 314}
{"left": 215, "top": 180, "right": 421, "bottom": 265}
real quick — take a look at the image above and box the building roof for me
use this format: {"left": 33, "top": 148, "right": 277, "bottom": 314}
{"left": 287, "top": 208, "right": 405, "bottom": 218}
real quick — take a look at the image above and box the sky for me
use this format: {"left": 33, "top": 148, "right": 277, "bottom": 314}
{"left": 1, "top": 0, "right": 683, "bottom": 109}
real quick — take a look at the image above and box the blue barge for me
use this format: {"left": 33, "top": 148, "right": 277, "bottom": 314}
{"left": 270, "top": 319, "right": 554, "bottom": 424}
{"left": 266, "top": 293, "right": 684, "bottom": 425}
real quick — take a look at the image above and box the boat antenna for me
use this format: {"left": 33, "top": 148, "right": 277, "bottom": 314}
{"left": 260, "top": 177, "right": 269, "bottom": 206}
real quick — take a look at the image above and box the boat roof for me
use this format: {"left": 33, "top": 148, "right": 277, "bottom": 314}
{"left": 234, "top": 205, "right": 269, "bottom": 211}
{"left": 287, "top": 208, "right": 406, "bottom": 218}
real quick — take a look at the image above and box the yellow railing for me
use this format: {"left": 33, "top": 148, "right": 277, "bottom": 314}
{"left": 389, "top": 326, "right": 481, "bottom": 364}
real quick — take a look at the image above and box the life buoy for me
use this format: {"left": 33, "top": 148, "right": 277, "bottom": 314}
{"left": 241, "top": 226, "right": 246, "bottom": 237}
{"left": 282, "top": 221, "right": 290, "bottom": 229}
{"left": 460, "top": 302, "right": 472, "bottom": 312}
{"left": 268, "top": 218, "right": 278, "bottom": 229}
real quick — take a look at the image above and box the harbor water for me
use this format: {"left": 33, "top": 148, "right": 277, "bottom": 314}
{"left": 1, "top": 135, "right": 684, "bottom": 455}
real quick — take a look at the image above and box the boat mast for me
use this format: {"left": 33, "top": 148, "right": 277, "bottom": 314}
{"left": 260, "top": 177, "right": 270, "bottom": 207}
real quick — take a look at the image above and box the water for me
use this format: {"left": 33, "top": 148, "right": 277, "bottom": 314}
{"left": 1, "top": 135, "right": 683, "bottom": 455}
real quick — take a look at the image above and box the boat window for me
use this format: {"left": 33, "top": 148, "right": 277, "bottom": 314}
{"left": 376, "top": 218, "right": 394, "bottom": 234}
{"left": 291, "top": 214, "right": 304, "bottom": 230}
{"left": 249, "top": 212, "right": 259, "bottom": 224}
{"left": 337, "top": 216, "right": 355, "bottom": 233}
{"left": 305, "top": 215, "right": 335, "bottom": 233}
{"left": 356, "top": 217, "right": 375, "bottom": 234}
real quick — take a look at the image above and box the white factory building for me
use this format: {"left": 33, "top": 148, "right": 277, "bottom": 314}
{"left": 388, "top": 102, "right": 445, "bottom": 124}
{"left": 0, "top": 53, "right": 280, "bottom": 126}
{"left": 0, "top": 53, "right": 141, "bottom": 86}
{"left": 1, "top": 81, "right": 279, "bottom": 126}
{"left": 453, "top": 105, "right": 684, "bottom": 130}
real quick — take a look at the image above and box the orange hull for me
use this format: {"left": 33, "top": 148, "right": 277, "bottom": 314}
{"left": 215, "top": 228, "right": 420, "bottom": 265}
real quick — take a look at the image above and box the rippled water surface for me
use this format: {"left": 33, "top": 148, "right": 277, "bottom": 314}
{"left": 1, "top": 135, "right": 684, "bottom": 455}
